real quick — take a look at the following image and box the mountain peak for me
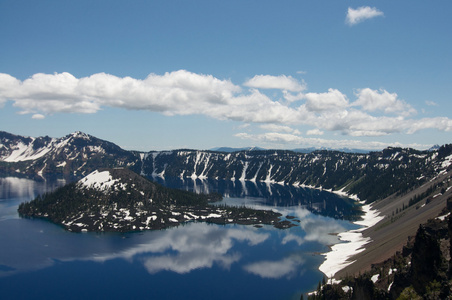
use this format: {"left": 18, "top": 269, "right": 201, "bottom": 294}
{"left": 69, "top": 131, "right": 91, "bottom": 139}
{"left": 429, "top": 144, "right": 441, "bottom": 151}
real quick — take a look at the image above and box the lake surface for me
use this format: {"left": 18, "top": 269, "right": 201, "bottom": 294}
{"left": 0, "top": 175, "right": 359, "bottom": 299}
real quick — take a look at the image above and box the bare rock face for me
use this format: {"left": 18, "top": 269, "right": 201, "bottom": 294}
{"left": 411, "top": 224, "right": 447, "bottom": 295}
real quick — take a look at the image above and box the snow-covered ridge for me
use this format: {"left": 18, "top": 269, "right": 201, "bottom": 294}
{"left": 0, "top": 131, "right": 138, "bottom": 177}
{"left": 3, "top": 139, "right": 53, "bottom": 162}
{"left": 0, "top": 131, "right": 95, "bottom": 162}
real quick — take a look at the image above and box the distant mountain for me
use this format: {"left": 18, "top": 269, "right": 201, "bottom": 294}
{"left": 210, "top": 146, "right": 267, "bottom": 152}
{"left": 429, "top": 144, "right": 441, "bottom": 151}
{"left": 2, "top": 131, "right": 452, "bottom": 203}
{"left": 292, "top": 147, "right": 370, "bottom": 154}
{"left": 211, "top": 146, "right": 369, "bottom": 153}
{"left": 18, "top": 168, "right": 287, "bottom": 232}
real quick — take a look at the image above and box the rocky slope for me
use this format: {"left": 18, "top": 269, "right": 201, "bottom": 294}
{"left": 309, "top": 208, "right": 452, "bottom": 299}
{"left": 0, "top": 131, "right": 140, "bottom": 177}
{"left": 17, "top": 168, "right": 291, "bottom": 232}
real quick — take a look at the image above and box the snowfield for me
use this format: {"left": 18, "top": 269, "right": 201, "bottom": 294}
{"left": 319, "top": 204, "right": 384, "bottom": 278}
{"left": 78, "top": 170, "right": 118, "bottom": 191}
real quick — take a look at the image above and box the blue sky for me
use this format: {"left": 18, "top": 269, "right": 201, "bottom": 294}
{"left": 1, "top": 0, "right": 451, "bottom": 151}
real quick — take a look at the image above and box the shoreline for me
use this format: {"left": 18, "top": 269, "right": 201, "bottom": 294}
{"left": 319, "top": 169, "right": 452, "bottom": 280}
{"left": 318, "top": 203, "right": 384, "bottom": 279}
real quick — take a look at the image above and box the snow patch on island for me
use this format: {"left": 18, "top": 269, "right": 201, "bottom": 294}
{"left": 77, "top": 170, "right": 118, "bottom": 192}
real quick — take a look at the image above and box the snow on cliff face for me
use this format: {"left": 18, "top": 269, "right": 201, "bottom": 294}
{"left": 441, "top": 154, "right": 452, "bottom": 169}
{"left": 77, "top": 170, "right": 119, "bottom": 192}
{"left": 1, "top": 133, "right": 69, "bottom": 162}
{"left": 3, "top": 140, "right": 53, "bottom": 162}
{"left": 0, "top": 131, "right": 109, "bottom": 163}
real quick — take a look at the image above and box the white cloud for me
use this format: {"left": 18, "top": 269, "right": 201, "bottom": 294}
{"left": 31, "top": 114, "right": 45, "bottom": 120}
{"left": 425, "top": 100, "right": 438, "bottom": 106}
{"left": 79, "top": 70, "right": 241, "bottom": 115}
{"left": 244, "top": 74, "right": 306, "bottom": 92}
{"left": 0, "top": 70, "right": 241, "bottom": 116}
{"left": 346, "top": 6, "right": 384, "bottom": 26}
{"left": 0, "top": 73, "right": 20, "bottom": 106}
{"left": 352, "top": 88, "right": 416, "bottom": 116}
{"left": 2, "top": 72, "right": 100, "bottom": 114}
{"left": 1, "top": 70, "right": 451, "bottom": 148}
{"left": 282, "top": 90, "right": 305, "bottom": 103}
{"left": 405, "top": 117, "right": 452, "bottom": 134}
{"left": 0, "top": 71, "right": 306, "bottom": 125}
{"left": 260, "top": 124, "right": 300, "bottom": 134}
{"left": 306, "top": 129, "right": 324, "bottom": 136}
{"left": 304, "top": 88, "right": 349, "bottom": 112}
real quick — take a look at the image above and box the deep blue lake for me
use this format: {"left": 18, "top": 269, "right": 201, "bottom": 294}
{"left": 0, "top": 175, "right": 359, "bottom": 299}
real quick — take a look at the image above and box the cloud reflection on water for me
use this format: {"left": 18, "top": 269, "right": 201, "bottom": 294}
{"left": 243, "top": 254, "right": 305, "bottom": 279}
{"left": 241, "top": 208, "right": 348, "bottom": 279}
{"left": 89, "top": 223, "right": 269, "bottom": 274}
{"left": 0, "top": 176, "right": 355, "bottom": 283}
{"left": 86, "top": 208, "right": 348, "bottom": 277}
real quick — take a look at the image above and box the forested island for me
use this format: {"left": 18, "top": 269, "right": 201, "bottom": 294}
{"left": 18, "top": 168, "right": 296, "bottom": 232}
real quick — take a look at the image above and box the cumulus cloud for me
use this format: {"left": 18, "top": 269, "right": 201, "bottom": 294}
{"left": 282, "top": 90, "right": 305, "bottom": 103}
{"left": 0, "top": 71, "right": 305, "bottom": 125}
{"left": 346, "top": 6, "right": 384, "bottom": 26}
{"left": 0, "top": 70, "right": 241, "bottom": 116}
{"left": 260, "top": 124, "right": 300, "bottom": 134}
{"left": 304, "top": 88, "right": 349, "bottom": 112}
{"left": 352, "top": 88, "right": 416, "bottom": 116}
{"left": 405, "top": 117, "right": 452, "bottom": 134}
{"left": 1, "top": 70, "right": 451, "bottom": 149}
{"left": 244, "top": 74, "right": 306, "bottom": 92}
{"left": 31, "top": 114, "right": 45, "bottom": 120}
{"left": 306, "top": 129, "right": 324, "bottom": 136}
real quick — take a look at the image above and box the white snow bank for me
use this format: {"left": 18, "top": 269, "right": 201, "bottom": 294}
{"left": 319, "top": 204, "right": 384, "bottom": 278}
{"left": 78, "top": 170, "right": 118, "bottom": 191}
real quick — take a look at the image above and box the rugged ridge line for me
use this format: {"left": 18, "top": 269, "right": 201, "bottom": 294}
{"left": 1, "top": 131, "right": 452, "bottom": 203}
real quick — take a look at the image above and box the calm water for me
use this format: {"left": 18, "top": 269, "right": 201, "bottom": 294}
{"left": 0, "top": 176, "right": 359, "bottom": 300}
